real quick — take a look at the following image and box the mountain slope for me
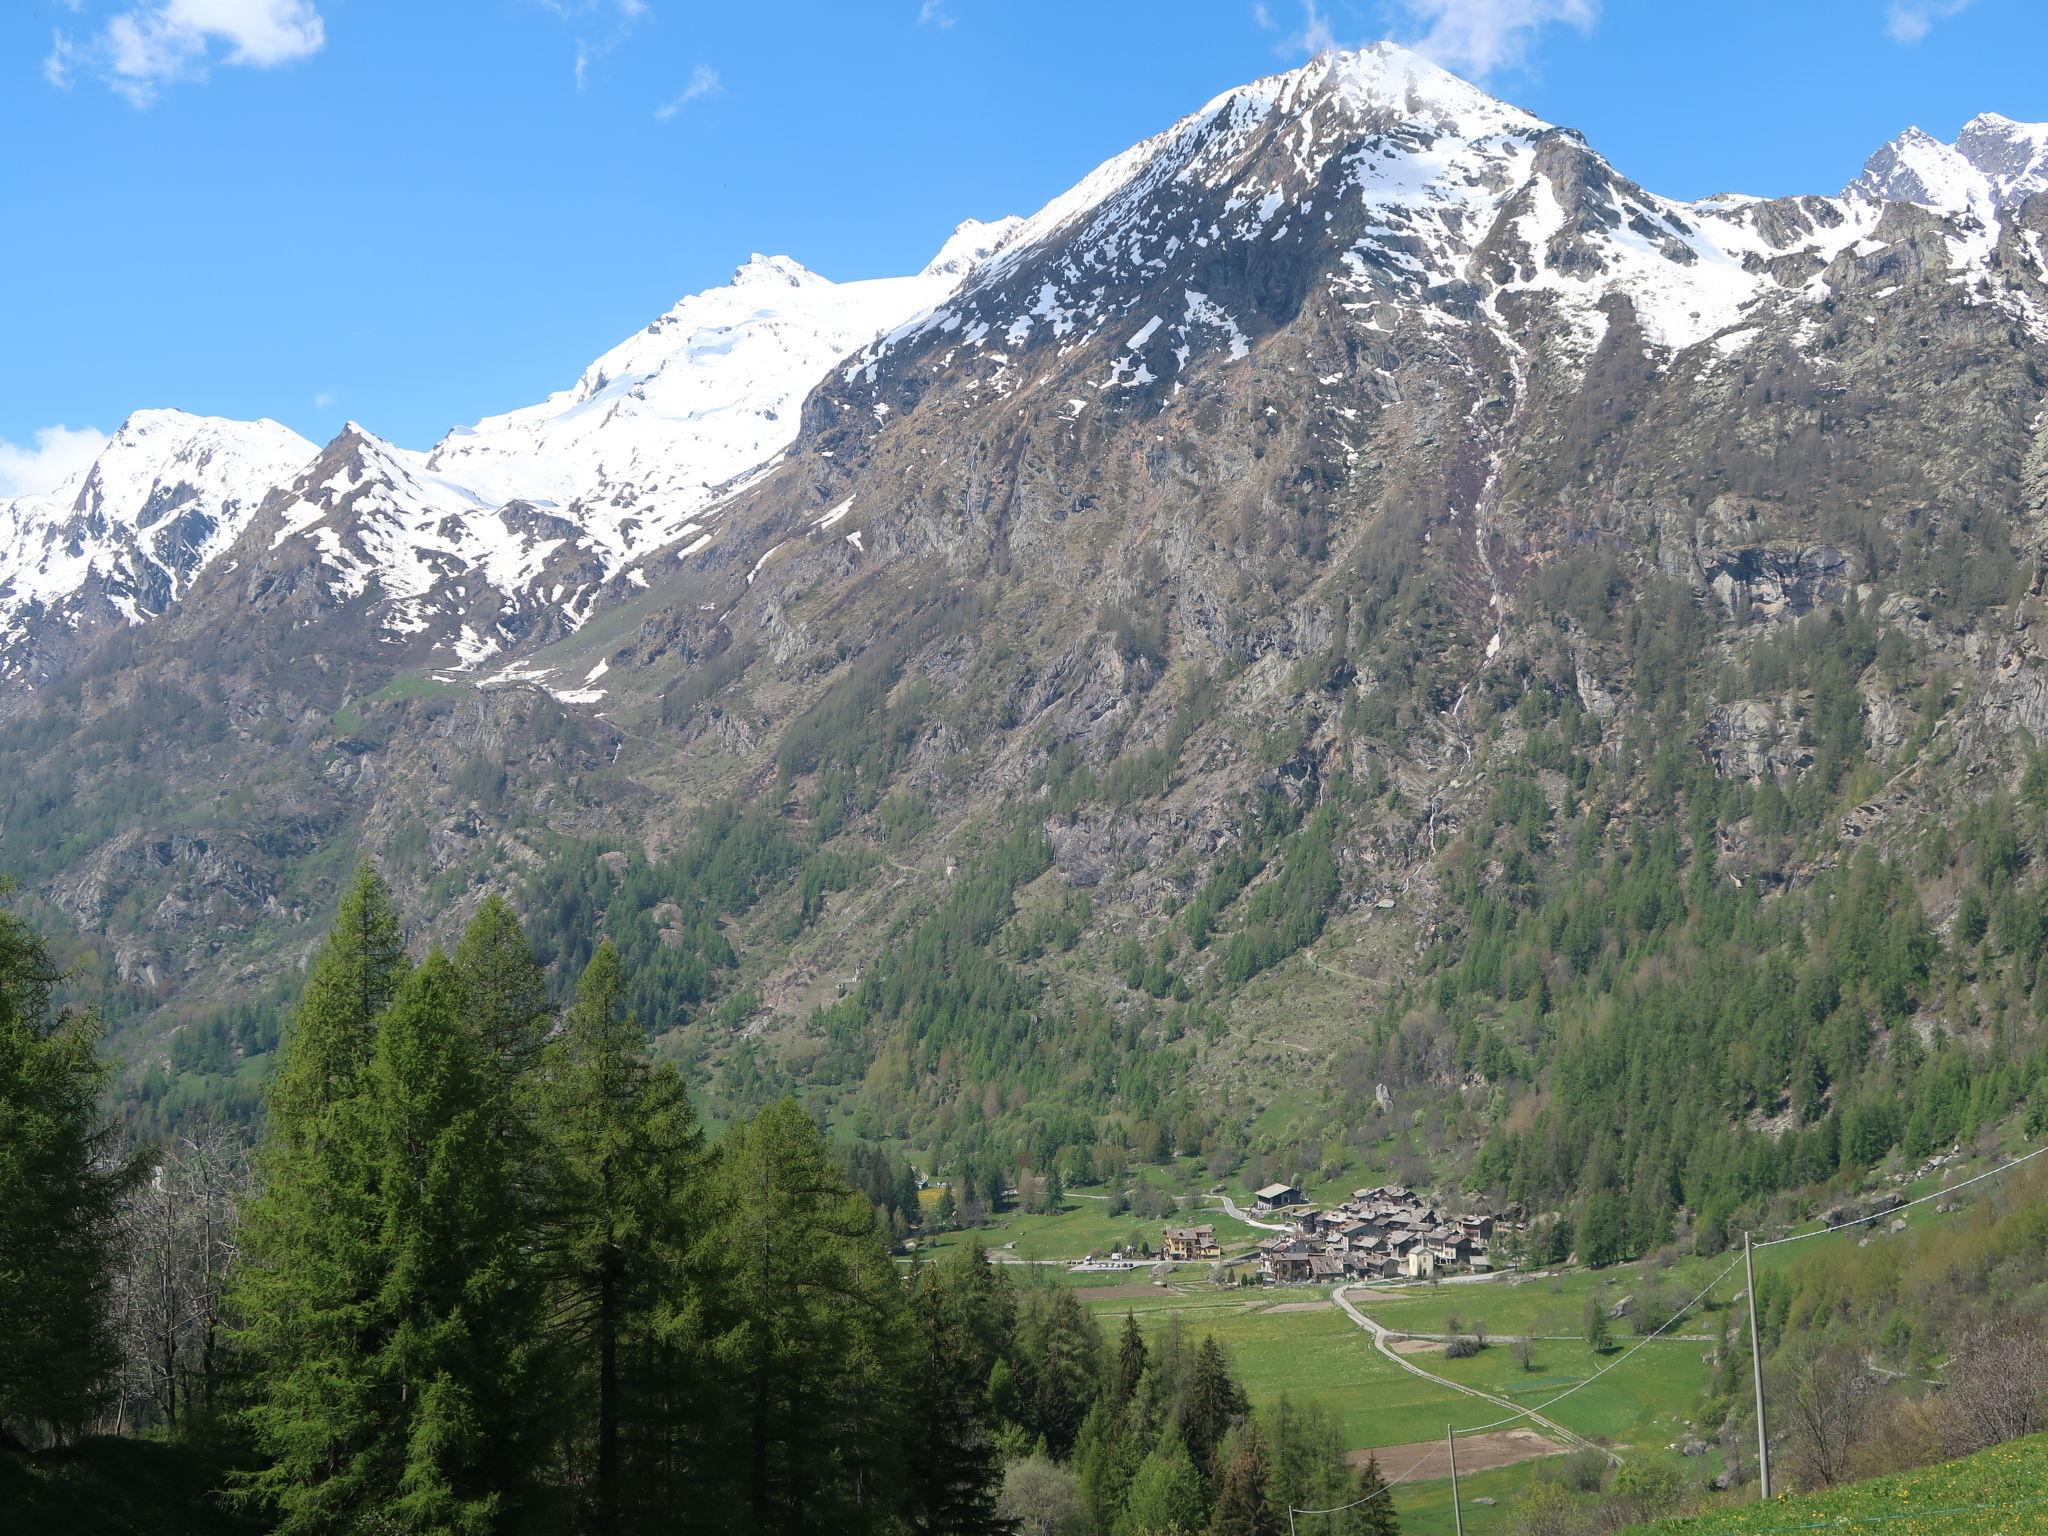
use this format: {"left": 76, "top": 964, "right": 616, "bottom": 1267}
{"left": 8, "top": 49, "right": 2048, "bottom": 1230}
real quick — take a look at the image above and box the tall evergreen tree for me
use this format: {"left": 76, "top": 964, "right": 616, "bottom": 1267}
{"left": 232, "top": 863, "right": 411, "bottom": 1531}
{"left": 1209, "top": 1420, "right": 1278, "bottom": 1536}
{"left": 366, "top": 951, "right": 546, "bottom": 1533}
{"left": 705, "top": 1098, "right": 909, "bottom": 1535}
{"left": 1114, "top": 1311, "right": 1149, "bottom": 1410}
{"left": 266, "top": 861, "right": 407, "bottom": 1131}
{"left": 453, "top": 896, "right": 552, "bottom": 1079}
{"left": 540, "top": 941, "right": 709, "bottom": 1536}
{"left": 1177, "top": 1337, "right": 1248, "bottom": 1481}
{"left": 901, "top": 1261, "right": 1011, "bottom": 1535}
{"left": 0, "top": 895, "right": 135, "bottom": 1448}
{"left": 1350, "top": 1454, "right": 1400, "bottom": 1536}
{"left": 1026, "top": 1287, "right": 1104, "bottom": 1459}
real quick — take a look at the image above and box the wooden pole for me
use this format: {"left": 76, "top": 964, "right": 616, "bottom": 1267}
{"left": 1746, "top": 1231, "right": 1771, "bottom": 1501}
{"left": 1448, "top": 1424, "right": 1464, "bottom": 1536}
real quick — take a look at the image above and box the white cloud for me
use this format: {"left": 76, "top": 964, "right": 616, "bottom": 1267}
{"left": 654, "top": 63, "right": 720, "bottom": 120}
{"left": 1884, "top": 0, "right": 1974, "bottom": 44}
{"left": 0, "top": 425, "right": 109, "bottom": 498}
{"left": 532, "top": 0, "right": 648, "bottom": 88}
{"left": 918, "top": 0, "right": 956, "bottom": 25}
{"left": 1285, "top": 0, "right": 1339, "bottom": 54}
{"left": 1251, "top": 2, "right": 1276, "bottom": 28}
{"left": 1397, "top": 0, "right": 1597, "bottom": 78}
{"left": 47, "top": 0, "right": 325, "bottom": 106}
{"left": 313, "top": 391, "right": 334, "bottom": 409}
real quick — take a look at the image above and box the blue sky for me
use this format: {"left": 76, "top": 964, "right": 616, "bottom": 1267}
{"left": 2, "top": 0, "right": 2043, "bottom": 491}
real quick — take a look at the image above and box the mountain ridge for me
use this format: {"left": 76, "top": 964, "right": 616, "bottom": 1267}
{"left": 10, "top": 51, "right": 2048, "bottom": 1218}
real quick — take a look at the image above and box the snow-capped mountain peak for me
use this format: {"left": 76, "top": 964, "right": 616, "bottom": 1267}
{"left": 1850, "top": 114, "right": 2048, "bottom": 213}
{"left": 920, "top": 217, "right": 1026, "bottom": 280}
{"left": 729, "top": 253, "right": 825, "bottom": 289}
{"left": 1849, "top": 125, "right": 1994, "bottom": 215}
{"left": 244, "top": 222, "right": 1021, "bottom": 676}
{"left": 0, "top": 409, "right": 313, "bottom": 678}
{"left": 1954, "top": 111, "right": 2048, "bottom": 206}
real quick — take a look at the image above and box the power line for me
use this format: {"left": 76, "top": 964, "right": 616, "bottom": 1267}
{"left": 1755, "top": 1143, "right": 2048, "bottom": 1249}
{"left": 1448, "top": 1252, "right": 1745, "bottom": 1437}
{"left": 1300, "top": 1141, "right": 2047, "bottom": 1520}
{"left": 1286, "top": 1438, "right": 1444, "bottom": 1528}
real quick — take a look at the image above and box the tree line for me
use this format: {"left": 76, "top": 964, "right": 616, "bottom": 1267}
{"left": 1, "top": 865, "right": 1380, "bottom": 1535}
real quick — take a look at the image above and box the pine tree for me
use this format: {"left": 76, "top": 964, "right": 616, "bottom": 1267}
{"left": 901, "top": 1261, "right": 1011, "bottom": 1535}
{"left": 366, "top": 951, "right": 545, "bottom": 1532}
{"left": 0, "top": 895, "right": 135, "bottom": 1448}
{"left": 1074, "top": 1398, "right": 1145, "bottom": 1535}
{"left": 935, "top": 1240, "right": 1019, "bottom": 1429}
{"left": 453, "top": 894, "right": 552, "bottom": 1079}
{"left": 705, "top": 1098, "right": 909, "bottom": 1534}
{"left": 266, "top": 860, "right": 406, "bottom": 1131}
{"left": 232, "top": 863, "right": 411, "bottom": 1532}
{"left": 540, "top": 941, "right": 710, "bottom": 1535}
{"left": 1114, "top": 1311, "right": 1149, "bottom": 1410}
{"left": 1026, "top": 1286, "right": 1104, "bottom": 1459}
{"left": 1208, "top": 1420, "right": 1279, "bottom": 1536}
{"left": 1177, "top": 1336, "right": 1248, "bottom": 1481}
{"left": 1350, "top": 1453, "right": 1401, "bottom": 1536}
{"left": 1585, "top": 1297, "right": 1613, "bottom": 1354}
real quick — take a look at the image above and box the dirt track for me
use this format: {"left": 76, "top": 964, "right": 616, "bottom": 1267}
{"left": 1346, "top": 1427, "right": 1562, "bottom": 1479}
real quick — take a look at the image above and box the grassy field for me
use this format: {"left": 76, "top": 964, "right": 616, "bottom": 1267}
{"left": 1124, "top": 1297, "right": 1478, "bottom": 1450}
{"left": 1624, "top": 1430, "right": 2048, "bottom": 1535}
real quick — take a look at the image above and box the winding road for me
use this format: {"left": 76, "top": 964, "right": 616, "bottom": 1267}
{"left": 1331, "top": 1283, "right": 1619, "bottom": 1464}
{"left": 1208, "top": 1193, "right": 1293, "bottom": 1232}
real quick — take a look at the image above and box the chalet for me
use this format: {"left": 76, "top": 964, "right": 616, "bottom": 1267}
{"left": 1254, "top": 1182, "right": 1304, "bottom": 1212}
{"left": 1163, "top": 1224, "right": 1221, "bottom": 1261}
{"left": 1265, "top": 1242, "right": 1322, "bottom": 1283}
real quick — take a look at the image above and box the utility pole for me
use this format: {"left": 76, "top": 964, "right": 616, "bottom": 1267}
{"left": 1745, "top": 1231, "right": 1772, "bottom": 1501}
{"left": 1448, "top": 1425, "right": 1464, "bottom": 1536}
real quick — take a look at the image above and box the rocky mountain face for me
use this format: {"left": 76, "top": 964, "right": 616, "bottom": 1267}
{"left": 0, "top": 411, "right": 313, "bottom": 689}
{"left": 12, "top": 49, "right": 2048, "bottom": 1177}
{"left": 1851, "top": 112, "right": 2048, "bottom": 212}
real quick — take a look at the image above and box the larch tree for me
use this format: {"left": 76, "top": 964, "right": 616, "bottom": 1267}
{"left": 705, "top": 1097, "right": 909, "bottom": 1535}
{"left": 539, "top": 940, "right": 710, "bottom": 1536}
{"left": 901, "top": 1260, "right": 1011, "bottom": 1535}
{"left": 1208, "top": 1419, "right": 1279, "bottom": 1536}
{"left": 365, "top": 950, "right": 546, "bottom": 1533}
{"left": 231, "top": 861, "right": 411, "bottom": 1531}
{"left": 0, "top": 893, "right": 136, "bottom": 1449}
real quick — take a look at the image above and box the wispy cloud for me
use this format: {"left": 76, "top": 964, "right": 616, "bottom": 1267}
{"left": 918, "top": 0, "right": 956, "bottom": 26}
{"left": 654, "top": 63, "right": 720, "bottom": 121}
{"left": 1397, "top": 0, "right": 1598, "bottom": 78}
{"left": 0, "top": 425, "right": 109, "bottom": 498}
{"left": 312, "top": 391, "right": 334, "bottom": 409}
{"left": 46, "top": 0, "right": 326, "bottom": 107}
{"left": 1272, "top": 0, "right": 1338, "bottom": 54}
{"left": 532, "top": 0, "right": 649, "bottom": 89}
{"left": 1884, "top": 0, "right": 1974, "bottom": 44}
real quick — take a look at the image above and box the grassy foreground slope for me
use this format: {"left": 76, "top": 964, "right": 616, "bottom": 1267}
{"left": 1627, "top": 1431, "right": 2048, "bottom": 1536}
